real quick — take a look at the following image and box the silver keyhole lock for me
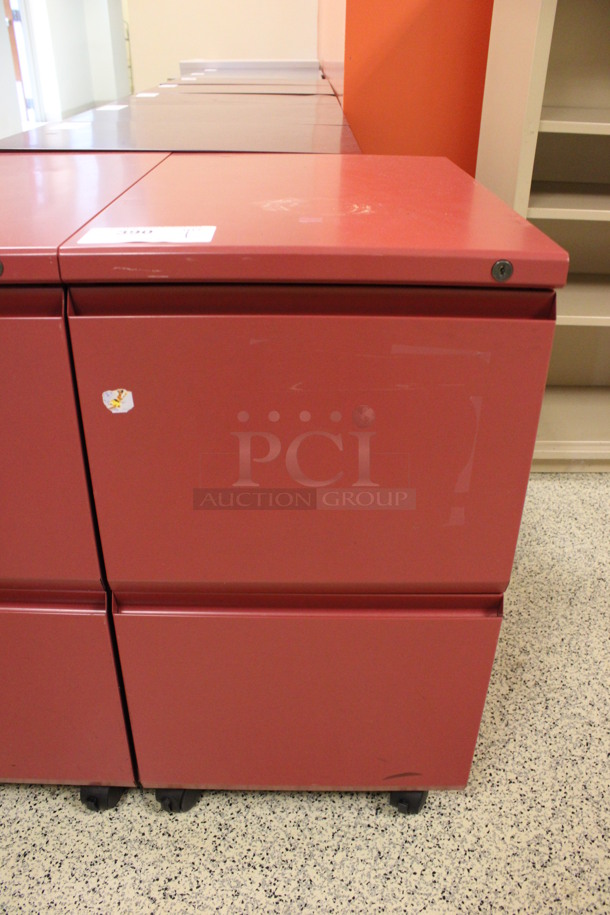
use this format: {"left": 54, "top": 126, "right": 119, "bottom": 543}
{"left": 492, "top": 259, "right": 513, "bottom": 283}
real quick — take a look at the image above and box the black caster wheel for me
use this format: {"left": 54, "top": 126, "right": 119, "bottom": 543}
{"left": 389, "top": 790, "right": 428, "bottom": 815}
{"left": 155, "top": 788, "right": 202, "bottom": 812}
{"left": 80, "top": 786, "right": 126, "bottom": 812}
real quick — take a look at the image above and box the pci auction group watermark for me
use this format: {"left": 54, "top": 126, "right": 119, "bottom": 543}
{"left": 193, "top": 487, "right": 415, "bottom": 510}
{"left": 194, "top": 404, "right": 415, "bottom": 511}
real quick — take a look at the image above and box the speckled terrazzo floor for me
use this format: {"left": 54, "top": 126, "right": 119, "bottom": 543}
{"left": 0, "top": 474, "right": 608, "bottom": 915}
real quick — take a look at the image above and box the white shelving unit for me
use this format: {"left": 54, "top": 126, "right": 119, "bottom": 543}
{"left": 540, "top": 107, "right": 610, "bottom": 134}
{"left": 477, "top": 0, "right": 610, "bottom": 470}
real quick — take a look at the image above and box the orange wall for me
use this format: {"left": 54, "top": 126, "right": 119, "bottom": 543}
{"left": 343, "top": 0, "right": 494, "bottom": 174}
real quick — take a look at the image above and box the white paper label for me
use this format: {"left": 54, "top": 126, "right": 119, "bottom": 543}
{"left": 77, "top": 226, "right": 217, "bottom": 245}
{"left": 48, "top": 122, "right": 90, "bottom": 131}
{"left": 96, "top": 104, "right": 127, "bottom": 111}
{"left": 181, "top": 77, "right": 196, "bottom": 82}
{"left": 135, "top": 92, "right": 159, "bottom": 98}
{"left": 158, "top": 83, "right": 178, "bottom": 88}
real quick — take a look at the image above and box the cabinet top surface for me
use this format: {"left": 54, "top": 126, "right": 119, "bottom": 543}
{"left": 0, "top": 95, "right": 358, "bottom": 155}
{"left": 0, "top": 152, "right": 168, "bottom": 283}
{"left": 60, "top": 154, "right": 568, "bottom": 288}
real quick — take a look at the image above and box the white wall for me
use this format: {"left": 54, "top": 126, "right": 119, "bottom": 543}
{"left": 317, "top": 0, "right": 345, "bottom": 68}
{"left": 317, "top": 0, "right": 344, "bottom": 98}
{"left": 125, "top": 0, "right": 318, "bottom": 92}
{"left": 0, "top": 19, "right": 22, "bottom": 138}
{"left": 23, "top": 0, "right": 129, "bottom": 121}
{"left": 85, "top": 0, "right": 130, "bottom": 101}
{"left": 45, "top": 0, "right": 94, "bottom": 115}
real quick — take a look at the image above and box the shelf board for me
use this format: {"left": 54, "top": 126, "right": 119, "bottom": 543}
{"left": 528, "top": 182, "right": 610, "bottom": 220}
{"left": 539, "top": 106, "right": 610, "bottom": 134}
{"left": 534, "top": 386, "right": 610, "bottom": 462}
{"left": 556, "top": 275, "right": 610, "bottom": 326}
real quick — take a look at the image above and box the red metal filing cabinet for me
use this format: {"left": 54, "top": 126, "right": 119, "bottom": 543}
{"left": 0, "top": 152, "right": 166, "bottom": 798}
{"left": 178, "top": 60, "right": 326, "bottom": 83}
{"left": 83, "top": 92, "right": 347, "bottom": 123}
{"left": 61, "top": 154, "right": 568, "bottom": 803}
{"left": 0, "top": 94, "right": 359, "bottom": 154}
{"left": 166, "top": 80, "right": 335, "bottom": 94}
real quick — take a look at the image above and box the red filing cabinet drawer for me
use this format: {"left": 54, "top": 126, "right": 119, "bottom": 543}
{"left": 0, "top": 599, "right": 134, "bottom": 786}
{"left": 115, "top": 595, "right": 502, "bottom": 790}
{"left": 0, "top": 287, "right": 101, "bottom": 591}
{"left": 69, "top": 284, "right": 554, "bottom": 595}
